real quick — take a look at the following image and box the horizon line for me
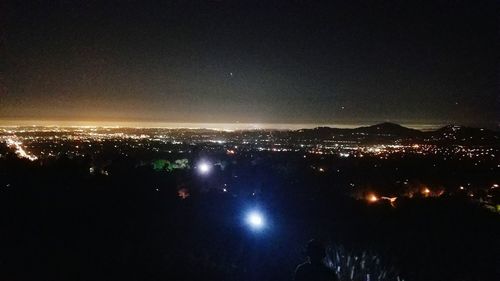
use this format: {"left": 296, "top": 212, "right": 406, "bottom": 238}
{"left": 0, "top": 119, "right": 448, "bottom": 131}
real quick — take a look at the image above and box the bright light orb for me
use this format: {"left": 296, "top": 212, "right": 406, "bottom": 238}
{"left": 368, "top": 194, "right": 378, "bottom": 203}
{"left": 198, "top": 162, "right": 211, "bottom": 174}
{"left": 246, "top": 211, "right": 265, "bottom": 230}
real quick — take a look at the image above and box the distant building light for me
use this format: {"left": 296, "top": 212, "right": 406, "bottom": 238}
{"left": 367, "top": 194, "right": 378, "bottom": 203}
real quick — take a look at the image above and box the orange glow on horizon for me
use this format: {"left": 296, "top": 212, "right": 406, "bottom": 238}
{"left": 0, "top": 119, "right": 444, "bottom": 131}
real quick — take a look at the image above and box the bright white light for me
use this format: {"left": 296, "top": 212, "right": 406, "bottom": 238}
{"left": 246, "top": 211, "right": 265, "bottom": 230}
{"left": 6, "top": 138, "right": 38, "bottom": 161}
{"left": 198, "top": 162, "right": 211, "bottom": 174}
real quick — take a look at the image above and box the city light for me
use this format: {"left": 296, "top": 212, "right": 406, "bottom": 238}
{"left": 5, "top": 138, "right": 38, "bottom": 161}
{"left": 368, "top": 194, "right": 378, "bottom": 203}
{"left": 381, "top": 196, "right": 398, "bottom": 207}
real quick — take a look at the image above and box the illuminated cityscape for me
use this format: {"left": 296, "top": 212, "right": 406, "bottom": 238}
{"left": 2, "top": 124, "right": 498, "bottom": 210}
{"left": 1, "top": 1, "right": 498, "bottom": 281}
{"left": 1, "top": 123, "right": 498, "bottom": 281}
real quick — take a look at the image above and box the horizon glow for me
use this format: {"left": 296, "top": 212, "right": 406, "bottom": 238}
{"left": 0, "top": 120, "right": 448, "bottom": 131}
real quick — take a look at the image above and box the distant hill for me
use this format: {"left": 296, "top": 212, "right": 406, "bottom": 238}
{"left": 291, "top": 122, "right": 499, "bottom": 145}
{"left": 353, "top": 122, "right": 422, "bottom": 137}
{"left": 293, "top": 122, "right": 421, "bottom": 138}
{"left": 426, "top": 125, "right": 500, "bottom": 145}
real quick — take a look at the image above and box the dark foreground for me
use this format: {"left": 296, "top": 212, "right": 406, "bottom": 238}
{"left": 0, "top": 154, "right": 498, "bottom": 281}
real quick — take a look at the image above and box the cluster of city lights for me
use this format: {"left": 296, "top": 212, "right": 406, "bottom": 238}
{"left": 5, "top": 137, "right": 38, "bottom": 161}
{"left": 2, "top": 126, "right": 498, "bottom": 215}
{"left": 2, "top": 127, "right": 498, "bottom": 166}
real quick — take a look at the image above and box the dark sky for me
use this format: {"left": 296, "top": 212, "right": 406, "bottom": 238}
{"left": 1, "top": 0, "right": 498, "bottom": 127}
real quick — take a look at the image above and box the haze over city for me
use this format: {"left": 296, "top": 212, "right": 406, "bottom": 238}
{"left": 2, "top": 1, "right": 498, "bottom": 128}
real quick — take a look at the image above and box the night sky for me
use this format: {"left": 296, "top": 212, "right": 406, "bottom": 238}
{"left": 1, "top": 1, "right": 498, "bottom": 127}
